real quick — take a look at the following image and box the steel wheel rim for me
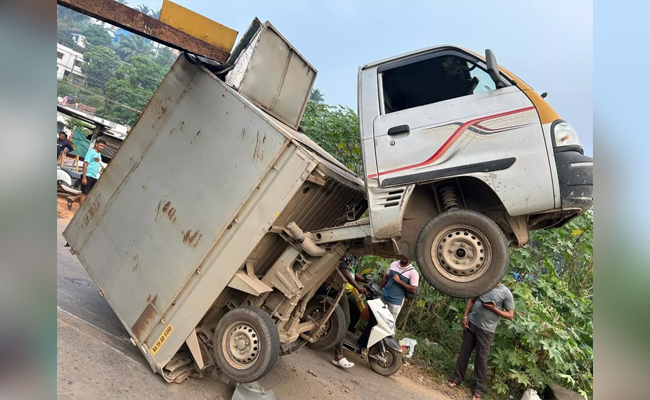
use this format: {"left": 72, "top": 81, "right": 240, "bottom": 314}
{"left": 431, "top": 224, "right": 492, "bottom": 283}
{"left": 222, "top": 322, "right": 260, "bottom": 370}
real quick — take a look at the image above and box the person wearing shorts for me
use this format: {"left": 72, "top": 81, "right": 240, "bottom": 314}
{"left": 79, "top": 139, "right": 106, "bottom": 204}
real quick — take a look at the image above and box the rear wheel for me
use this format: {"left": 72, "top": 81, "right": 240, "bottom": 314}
{"left": 304, "top": 295, "right": 346, "bottom": 351}
{"left": 416, "top": 209, "right": 509, "bottom": 298}
{"left": 213, "top": 306, "right": 280, "bottom": 383}
{"left": 369, "top": 345, "right": 402, "bottom": 376}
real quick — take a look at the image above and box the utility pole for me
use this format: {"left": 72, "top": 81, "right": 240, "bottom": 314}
{"left": 102, "top": 87, "right": 110, "bottom": 119}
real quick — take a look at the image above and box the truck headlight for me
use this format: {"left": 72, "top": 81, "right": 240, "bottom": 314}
{"left": 552, "top": 121, "right": 582, "bottom": 148}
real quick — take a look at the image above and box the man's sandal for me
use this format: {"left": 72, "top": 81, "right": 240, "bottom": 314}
{"left": 447, "top": 381, "right": 459, "bottom": 388}
{"left": 331, "top": 357, "right": 354, "bottom": 369}
{"left": 472, "top": 394, "right": 482, "bottom": 399}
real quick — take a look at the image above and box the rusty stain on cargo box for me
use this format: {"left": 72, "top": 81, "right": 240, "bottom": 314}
{"left": 157, "top": 200, "right": 177, "bottom": 223}
{"left": 82, "top": 195, "right": 102, "bottom": 228}
{"left": 182, "top": 229, "right": 202, "bottom": 248}
{"left": 131, "top": 301, "right": 157, "bottom": 341}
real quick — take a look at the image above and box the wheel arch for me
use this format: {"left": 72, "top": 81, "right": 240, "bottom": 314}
{"left": 396, "top": 176, "right": 519, "bottom": 259}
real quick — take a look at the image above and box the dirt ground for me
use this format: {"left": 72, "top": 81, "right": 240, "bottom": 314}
{"left": 56, "top": 200, "right": 459, "bottom": 400}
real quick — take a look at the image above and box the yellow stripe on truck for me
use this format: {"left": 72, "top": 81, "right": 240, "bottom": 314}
{"left": 160, "top": 0, "right": 238, "bottom": 54}
{"left": 463, "top": 48, "right": 560, "bottom": 125}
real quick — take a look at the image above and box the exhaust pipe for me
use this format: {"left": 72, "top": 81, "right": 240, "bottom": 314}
{"left": 286, "top": 222, "right": 326, "bottom": 257}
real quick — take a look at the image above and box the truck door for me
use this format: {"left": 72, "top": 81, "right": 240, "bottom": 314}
{"left": 370, "top": 49, "right": 555, "bottom": 215}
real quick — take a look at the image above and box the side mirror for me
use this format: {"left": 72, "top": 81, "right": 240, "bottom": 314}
{"left": 485, "top": 49, "right": 506, "bottom": 89}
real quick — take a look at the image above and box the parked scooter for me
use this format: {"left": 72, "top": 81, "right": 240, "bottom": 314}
{"left": 304, "top": 277, "right": 403, "bottom": 376}
{"left": 57, "top": 165, "right": 82, "bottom": 199}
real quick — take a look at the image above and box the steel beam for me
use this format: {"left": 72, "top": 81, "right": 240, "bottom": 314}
{"left": 57, "top": 0, "right": 230, "bottom": 63}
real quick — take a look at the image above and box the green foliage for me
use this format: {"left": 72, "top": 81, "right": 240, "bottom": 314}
{"left": 375, "top": 213, "right": 593, "bottom": 399}
{"left": 300, "top": 99, "right": 363, "bottom": 175}
{"left": 57, "top": 5, "right": 89, "bottom": 27}
{"left": 81, "top": 46, "right": 121, "bottom": 88}
{"left": 116, "top": 35, "right": 153, "bottom": 62}
{"left": 81, "top": 24, "right": 113, "bottom": 49}
{"left": 154, "top": 47, "right": 177, "bottom": 69}
{"left": 57, "top": 20, "right": 76, "bottom": 48}
{"left": 57, "top": 79, "right": 77, "bottom": 98}
{"left": 309, "top": 88, "right": 324, "bottom": 103}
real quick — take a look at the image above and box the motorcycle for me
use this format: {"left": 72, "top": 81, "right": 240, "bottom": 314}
{"left": 304, "top": 276, "right": 403, "bottom": 376}
{"left": 57, "top": 165, "right": 82, "bottom": 199}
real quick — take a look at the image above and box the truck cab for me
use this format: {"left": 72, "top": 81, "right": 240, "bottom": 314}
{"left": 357, "top": 46, "right": 593, "bottom": 297}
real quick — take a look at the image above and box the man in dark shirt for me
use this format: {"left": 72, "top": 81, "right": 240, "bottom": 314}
{"left": 57, "top": 132, "right": 74, "bottom": 160}
{"left": 448, "top": 283, "right": 515, "bottom": 400}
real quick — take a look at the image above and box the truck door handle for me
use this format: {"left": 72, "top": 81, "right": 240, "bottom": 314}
{"left": 387, "top": 125, "right": 410, "bottom": 135}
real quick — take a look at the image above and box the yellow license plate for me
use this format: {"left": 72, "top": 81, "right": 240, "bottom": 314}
{"left": 150, "top": 324, "right": 173, "bottom": 356}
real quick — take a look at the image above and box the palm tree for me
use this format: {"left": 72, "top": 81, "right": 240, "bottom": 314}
{"left": 136, "top": 4, "right": 152, "bottom": 16}
{"left": 116, "top": 35, "right": 153, "bottom": 62}
{"left": 116, "top": 0, "right": 128, "bottom": 4}
{"left": 150, "top": 8, "right": 161, "bottom": 19}
{"left": 309, "top": 88, "right": 324, "bottom": 103}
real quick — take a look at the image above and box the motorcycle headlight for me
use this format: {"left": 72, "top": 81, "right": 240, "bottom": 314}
{"left": 552, "top": 121, "right": 582, "bottom": 148}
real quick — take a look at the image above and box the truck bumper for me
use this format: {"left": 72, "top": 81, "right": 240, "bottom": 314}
{"left": 555, "top": 150, "right": 593, "bottom": 212}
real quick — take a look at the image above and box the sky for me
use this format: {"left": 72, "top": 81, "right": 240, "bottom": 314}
{"left": 132, "top": 0, "right": 593, "bottom": 156}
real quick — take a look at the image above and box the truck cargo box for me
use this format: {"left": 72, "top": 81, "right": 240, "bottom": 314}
{"left": 62, "top": 55, "right": 366, "bottom": 377}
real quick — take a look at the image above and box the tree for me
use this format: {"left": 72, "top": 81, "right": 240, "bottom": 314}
{"left": 309, "top": 88, "right": 324, "bottom": 103}
{"left": 154, "top": 47, "right": 176, "bottom": 69}
{"left": 150, "top": 8, "right": 161, "bottom": 19}
{"left": 57, "top": 78, "right": 77, "bottom": 98}
{"left": 99, "top": 55, "right": 166, "bottom": 125}
{"left": 300, "top": 99, "right": 363, "bottom": 175}
{"left": 81, "top": 46, "right": 121, "bottom": 88}
{"left": 57, "top": 20, "right": 76, "bottom": 48}
{"left": 81, "top": 24, "right": 113, "bottom": 49}
{"left": 136, "top": 4, "right": 152, "bottom": 16}
{"left": 116, "top": 34, "right": 153, "bottom": 62}
{"left": 57, "top": 5, "right": 89, "bottom": 27}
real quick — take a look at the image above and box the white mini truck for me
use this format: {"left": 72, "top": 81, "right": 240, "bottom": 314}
{"left": 63, "top": 20, "right": 592, "bottom": 385}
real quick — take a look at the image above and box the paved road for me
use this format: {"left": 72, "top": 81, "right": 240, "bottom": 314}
{"left": 56, "top": 215, "right": 451, "bottom": 400}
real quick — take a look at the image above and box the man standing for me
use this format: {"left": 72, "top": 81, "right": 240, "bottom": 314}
{"left": 323, "top": 254, "right": 367, "bottom": 369}
{"left": 79, "top": 139, "right": 105, "bottom": 204}
{"left": 448, "top": 283, "right": 514, "bottom": 400}
{"left": 57, "top": 132, "right": 74, "bottom": 161}
{"left": 378, "top": 256, "right": 419, "bottom": 320}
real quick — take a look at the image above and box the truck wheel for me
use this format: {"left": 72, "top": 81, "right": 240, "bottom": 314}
{"left": 369, "top": 345, "right": 402, "bottom": 376}
{"left": 304, "top": 295, "right": 347, "bottom": 351}
{"left": 213, "top": 306, "right": 280, "bottom": 383}
{"left": 416, "top": 209, "right": 508, "bottom": 298}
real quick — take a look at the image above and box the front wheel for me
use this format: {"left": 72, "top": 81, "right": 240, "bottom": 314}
{"left": 213, "top": 306, "right": 280, "bottom": 383}
{"left": 416, "top": 209, "right": 509, "bottom": 298}
{"left": 304, "top": 295, "right": 346, "bottom": 351}
{"left": 369, "top": 345, "right": 402, "bottom": 376}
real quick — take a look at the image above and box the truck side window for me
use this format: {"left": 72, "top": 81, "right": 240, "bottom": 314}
{"left": 381, "top": 55, "right": 497, "bottom": 114}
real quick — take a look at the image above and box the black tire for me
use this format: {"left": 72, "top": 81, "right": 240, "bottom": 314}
{"left": 213, "top": 306, "right": 280, "bottom": 383}
{"left": 304, "top": 295, "right": 347, "bottom": 351}
{"left": 369, "top": 345, "right": 402, "bottom": 376}
{"left": 416, "top": 209, "right": 509, "bottom": 298}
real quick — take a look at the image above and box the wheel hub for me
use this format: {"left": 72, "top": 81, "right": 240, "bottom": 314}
{"left": 431, "top": 224, "right": 491, "bottom": 283}
{"left": 224, "top": 323, "right": 260, "bottom": 369}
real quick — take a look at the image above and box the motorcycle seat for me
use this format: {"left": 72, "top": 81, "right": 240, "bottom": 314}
{"left": 62, "top": 167, "right": 82, "bottom": 180}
